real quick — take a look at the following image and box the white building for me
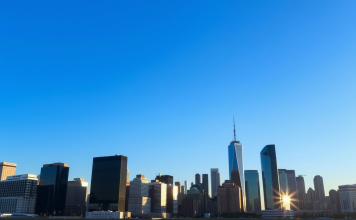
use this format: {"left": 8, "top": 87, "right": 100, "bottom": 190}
{"left": 86, "top": 211, "right": 131, "bottom": 219}
{"left": 339, "top": 184, "right": 356, "bottom": 213}
{"left": 0, "top": 174, "right": 37, "bottom": 214}
{"left": 128, "top": 175, "right": 151, "bottom": 216}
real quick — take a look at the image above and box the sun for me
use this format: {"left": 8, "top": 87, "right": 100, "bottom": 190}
{"left": 283, "top": 196, "right": 290, "bottom": 203}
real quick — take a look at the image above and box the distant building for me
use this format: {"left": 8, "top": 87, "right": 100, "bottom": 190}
{"left": 155, "top": 174, "right": 173, "bottom": 185}
{"left": 217, "top": 180, "right": 241, "bottom": 213}
{"left": 314, "top": 175, "right": 326, "bottom": 203}
{"left": 89, "top": 155, "right": 127, "bottom": 212}
{"left": 175, "top": 182, "right": 182, "bottom": 205}
{"left": 128, "top": 174, "right": 150, "bottom": 216}
{"left": 0, "top": 174, "right": 37, "bottom": 214}
{"left": 195, "top": 174, "right": 201, "bottom": 184}
{"left": 202, "top": 174, "right": 209, "bottom": 197}
{"left": 338, "top": 184, "right": 356, "bottom": 213}
{"left": 329, "top": 189, "right": 340, "bottom": 213}
{"left": 149, "top": 181, "right": 167, "bottom": 213}
{"left": 278, "top": 169, "right": 298, "bottom": 210}
{"left": 166, "top": 185, "right": 178, "bottom": 216}
{"left": 184, "top": 180, "right": 188, "bottom": 194}
{"left": 260, "top": 145, "right": 281, "bottom": 210}
{"left": 244, "top": 170, "right": 261, "bottom": 212}
{"left": 0, "top": 162, "right": 17, "bottom": 181}
{"left": 207, "top": 197, "right": 217, "bottom": 214}
{"left": 35, "top": 163, "right": 69, "bottom": 216}
{"left": 182, "top": 187, "right": 203, "bottom": 217}
{"left": 65, "top": 178, "right": 88, "bottom": 216}
{"left": 210, "top": 168, "right": 220, "bottom": 197}
{"left": 296, "top": 175, "right": 306, "bottom": 210}
{"left": 127, "top": 170, "right": 130, "bottom": 183}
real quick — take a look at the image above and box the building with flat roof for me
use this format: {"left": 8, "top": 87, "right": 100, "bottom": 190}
{"left": 149, "top": 181, "right": 167, "bottom": 213}
{"left": 128, "top": 174, "right": 150, "bottom": 216}
{"left": 0, "top": 162, "right": 17, "bottom": 181}
{"left": 65, "top": 178, "right": 88, "bottom": 216}
{"left": 338, "top": 184, "right": 356, "bottom": 213}
{"left": 217, "top": 180, "right": 242, "bottom": 213}
{"left": 210, "top": 168, "right": 220, "bottom": 197}
{"left": 244, "top": 170, "right": 261, "bottom": 212}
{"left": 0, "top": 174, "right": 37, "bottom": 214}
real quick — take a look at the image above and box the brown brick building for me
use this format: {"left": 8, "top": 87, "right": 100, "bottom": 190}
{"left": 217, "top": 180, "right": 242, "bottom": 213}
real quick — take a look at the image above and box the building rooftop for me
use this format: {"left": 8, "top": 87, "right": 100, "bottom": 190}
{"left": 43, "top": 162, "right": 68, "bottom": 167}
{"left": 0, "top": 162, "right": 17, "bottom": 167}
{"left": 2, "top": 174, "right": 38, "bottom": 182}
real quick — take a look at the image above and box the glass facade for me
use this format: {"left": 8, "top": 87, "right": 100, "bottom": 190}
{"left": 89, "top": 155, "right": 128, "bottom": 212}
{"left": 260, "top": 145, "right": 281, "bottom": 210}
{"left": 244, "top": 170, "right": 261, "bottom": 212}
{"left": 35, "top": 163, "right": 69, "bottom": 216}
{"left": 228, "top": 141, "right": 246, "bottom": 211}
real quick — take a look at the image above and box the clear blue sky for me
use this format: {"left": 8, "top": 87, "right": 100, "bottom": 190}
{"left": 1, "top": 0, "right": 355, "bottom": 199}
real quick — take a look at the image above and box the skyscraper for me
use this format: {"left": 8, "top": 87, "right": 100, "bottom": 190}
{"left": 278, "top": 169, "right": 298, "bottom": 210}
{"left": 244, "top": 170, "right": 261, "bottom": 212}
{"left": 338, "top": 184, "right": 356, "bottom": 213}
{"left": 260, "top": 145, "right": 281, "bottom": 210}
{"left": 195, "top": 174, "right": 201, "bottom": 184}
{"left": 217, "top": 180, "right": 242, "bottom": 213}
{"left": 89, "top": 155, "right": 128, "bottom": 212}
{"left": 211, "top": 168, "right": 220, "bottom": 197}
{"left": 296, "top": 175, "right": 306, "bottom": 210}
{"left": 314, "top": 175, "right": 326, "bottom": 203}
{"left": 149, "top": 181, "right": 167, "bottom": 213}
{"left": 128, "top": 174, "right": 151, "bottom": 216}
{"left": 329, "top": 189, "right": 340, "bottom": 213}
{"left": 65, "top": 178, "right": 88, "bottom": 216}
{"left": 184, "top": 180, "right": 188, "bottom": 194}
{"left": 202, "top": 174, "right": 209, "bottom": 197}
{"left": 228, "top": 119, "right": 246, "bottom": 211}
{"left": 155, "top": 174, "right": 173, "bottom": 185}
{"left": 0, "top": 162, "right": 17, "bottom": 181}
{"left": 35, "top": 163, "right": 69, "bottom": 215}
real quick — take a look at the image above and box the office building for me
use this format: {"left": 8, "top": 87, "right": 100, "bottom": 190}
{"left": 155, "top": 174, "right": 173, "bottom": 185}
{"left": 211, "top": 168, "right": 220, "bottom": 197}
{"left": 244, "top": 170, "right": 261, "bottom": 212}
{"left": 167, "top": 185, "right": 178, "bottom": 215}
{"left": 0, "top": 174, "right": 37, "bottom": 214}
{"left": 228, "top": 121, "right": 246, "bottom": 211}
{"left": 296, "top": 175, "right": 306, "bottom": 210}
{"left": 183, "top": 186, "right": 203, "bottom": 217}
{"left": 0, "top": 162, "right": 17, "bottom": 181}
{"left": 65, "top": 178, "right": 88, "bottom": 216}
{"left": 195, "top": 174, "right": 200, "bottom": 184}
{"left": 149, "top": 181, "right": 167, "bottom": 213}
{"left": 89, "top": 155, "right": 127, "bottom": 212}
{"left": 217, "top": 180, "right": 242, "bottom": 213}
{"left": 175, "top": 182, "right": 181, "bottom": 205}
{"left": 35, "top": 163, "right": 69, "bottom": 216}
{"left": 278, "top": 169, "right": 298, "bottom": 210}
{"left": 329, "top": 189, "right": 340, "bottom": 213}
{"left": 338, "top": 184, "right": 356, "bottom": 213}
{"left": 128, "top": 174, "right": 150, "bottom": 216}
{"left": 314, "top": 175, "right": 326, "bottom": 203}
{"left": 184, "top": 181, "right": 188, "bottom": 194}
{"left": 260, "top": 145, "right": 281, "bottom": 210}
{"left": 202, "top": 174, "right": 209, "bottom": 197}
{"left": 127, "top": 170, "right": 130, "bottom": 183}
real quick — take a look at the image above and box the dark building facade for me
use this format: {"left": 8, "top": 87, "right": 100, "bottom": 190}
{"left": 244, "top": 170, "right": 261, "bottom": 212}
{"left": 329, "top": 189, "right": 341, "bottom": 213}
{"left": 89, "top": 155, "right": 127, "bottom": 212}
{"left": 202, "top": 174, "right": 209, "bottom": 197}
{"left": 314, "top": 175, "right": 326, "bottom": 203}
{"left": 155, "top": 174, "right": 173, "bottom": 185}
{"left": 278, "top": 169, "right": 299, "bottom": 210}
{"left": 260, "top": 145, "right": 281, "bottom": 210}
{"left": 296, "top": 175, "right": 306, "bottom": 210}
{"left": 195, "top": 174, "right": 201, "bottom": 184}
{"left": 35, "top": 163, "right": 69, "bottom": 216}
{"left": 64, "top": 178, "right": 88, "bottom": 216}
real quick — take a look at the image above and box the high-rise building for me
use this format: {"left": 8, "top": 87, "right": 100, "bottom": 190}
{"left": 149, "top": 181, "right": 167, "bottom": 213}
{"left": 314, "top": 175, "right": 326, "bottom": 203}
{"left": 211, "top": 168, "right": 220, "bottom": 197}
{"left": 217, "top": 180, "right": 242, "bottom": 213}
{"left": 128, "top": 174, "right": 151, "bottom": 216}
{"left": 167, "top": 184, "right": 178, "bottom": 215}
{"left": 127, "top": 170, "right": 130, "bottom": 183}
{"left": 184, "top": 180, "right": 188, "bottom": 194}
{"left": 0, "top": 162, "right": 17, "bottom": 181}
{"left": 35, "top": 163, "right": 69, "bottom": 215}
{"left": 329, "top": 189, "right": 341, "bottom": 213}
{"left": 228, "top": 121, "right": 246, "bottom": 211}
{"left": 244, "top": 170, "right": 261, "bottom": 212}
{"left": 155, "top": 174, "right": 173, "bottom": 185}
{"left": 296, "top": 175, "right": 306, "bottom": 210}
{"left": 65, "top": 178, "right": 88, "bottom": 216}
{"left": 278, "top": 169, "right": 298, "bottom": 210}
{"left": 202, "top": 174, "right": 209, "bottom": 197}
{"left": 0, "top": 174, "right": 37, "bottom": 214}
{"left": 260, "top": 145, "right": 281, "bottom": 210}
{"left": 175, "top": 182, "right": 182, "bottom": 205}
{"left": 195, "top": 174, "right": 201, "bottom": 184}
{"left": 338, "top": 184, "right": 356, "bottom": 213}
{"left": 89, "top": 155, "right": 127, "bottom": 212}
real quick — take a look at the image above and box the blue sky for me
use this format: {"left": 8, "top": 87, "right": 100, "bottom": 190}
{"left": 1, "top": 0, "right": 356, "bottom": 199}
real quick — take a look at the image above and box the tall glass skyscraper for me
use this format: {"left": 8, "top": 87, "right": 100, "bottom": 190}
{"left": 244, "top": 170, "right": 261, "bottom": 212}
{"left": 35, "top": 163, "right": 69, "bottom": 216}
{"left": 278, "top": 169, "right": 299, "bottom": 210}
{"left": 89, "top": 155, "right": 128, "bottom": 212}
{"left": 260, "top": 145, "right": 281, "bottom": 210}
{"left": 228, "top": 119, "right": 246, "bottom": 211}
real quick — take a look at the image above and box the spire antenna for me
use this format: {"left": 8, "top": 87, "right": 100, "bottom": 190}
{"left": 233, "top": 116, "right": 236, "bottom": 141}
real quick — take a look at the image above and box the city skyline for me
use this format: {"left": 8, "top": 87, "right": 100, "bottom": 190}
{"left": 1, "top": 0, "right": 356, "bottom": 207}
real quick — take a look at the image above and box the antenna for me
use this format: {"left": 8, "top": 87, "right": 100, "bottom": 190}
{"left": 233, "top": 116, "right": 236, "bottom": 141}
